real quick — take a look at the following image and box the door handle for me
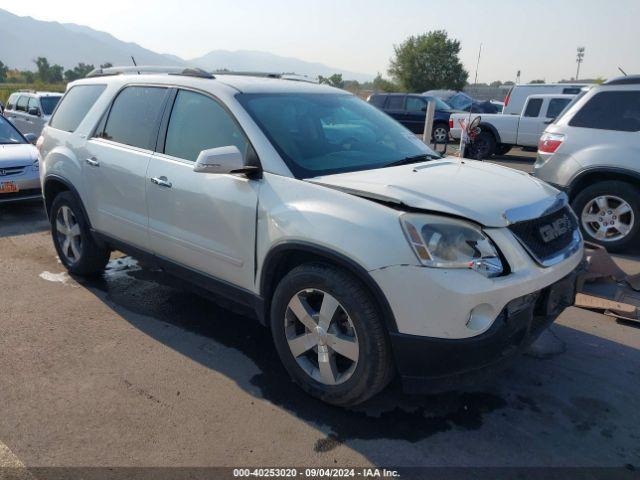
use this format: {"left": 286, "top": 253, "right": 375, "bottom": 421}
{"left": 150, "top": 176, "right": 172, "bottom": 188}
{"left": 86, "top": 157, "right": 100, "bottom": 167}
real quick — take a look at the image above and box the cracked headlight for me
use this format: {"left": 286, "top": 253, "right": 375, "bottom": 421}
{"left": 400, "top": 213, "right": 504, "bottom": 277}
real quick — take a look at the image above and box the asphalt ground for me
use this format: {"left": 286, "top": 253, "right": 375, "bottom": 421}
{"left": 1, "top": 150, "right": 639, "bottom": 475}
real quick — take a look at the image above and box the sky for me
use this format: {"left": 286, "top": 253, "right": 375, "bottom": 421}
{"left": 1, "top": 0, "right": 638, "bottom": 83}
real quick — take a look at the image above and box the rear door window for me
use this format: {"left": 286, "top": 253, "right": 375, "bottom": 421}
{"left": 523, "top": 98, "right": 543, "bottom": 117}
{"left": 16, "top": 96, "right": 28, "bottom": 112}
{"left": 101, "top": 86, "right": 168, "bottom": 150}
{"left": 385, "top": 95, "right": 405, "bottom": 110}
{"left": 546, "top": 98, "right": 572, "bottom": 119}
{"left": 50, "top": 85, "right": 106, "bottom": 132}
{"left": 163, "top": 90, "right": 248, "bottom": 162}
{"left": 569, "top": 91, "right": 640, "bottom": 132}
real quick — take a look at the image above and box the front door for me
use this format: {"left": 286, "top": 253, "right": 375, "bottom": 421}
{"left": 84, "top": 85, "right": 170, "bottom": 249}
{"left": 146, "top": 89, "right": 259, "bottom": 290}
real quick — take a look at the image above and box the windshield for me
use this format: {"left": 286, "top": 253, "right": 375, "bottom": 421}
{"left": 40, "top": 96, "right": 61, "bottom": 115}
{"left": 237, "top": 93, "right": 437, "bottom": 178}
{"left": 424, "top": 96, "right": 453, "bottom": 111}
{"left": 446, "top": 92, "right": 473, "bottom": 111}
{"left": 0, "top": 116, "right": 25, "bottom": 145}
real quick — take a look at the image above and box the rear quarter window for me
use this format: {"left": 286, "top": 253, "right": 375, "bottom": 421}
{"left": 6, "top": 93, "right": 18, "bottom": 110}
{"left": 49, "top": 85, "right": 107, "bottom": 133}
{"left": 368, "top": 95, "right": 385, "bottom": 108}
{"left": 569, "top": 91, "right": 640, "bottom": 132}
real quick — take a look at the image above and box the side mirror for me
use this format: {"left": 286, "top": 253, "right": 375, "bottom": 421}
{"left": 28, "top": 107, "right": 41, "bottom": 117}
{"left": 23, "top": 133, "right": 37, "bottom": 145}
{"left": 193, "top": 145, "right": 260, "bottom": 176}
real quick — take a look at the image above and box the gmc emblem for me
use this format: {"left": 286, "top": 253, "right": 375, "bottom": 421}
{"left": 539, "top": 214, "right": 571, "bottom": 243}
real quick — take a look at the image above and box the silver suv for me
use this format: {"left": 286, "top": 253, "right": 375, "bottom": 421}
{"left": 533, "top": 76, "right": 640, "bottom": 252}
{"left": 4, "top": 90, "right": 63, "bottom": 137}
{"left": 39, "top": 67, "right": 582, "bottom": 406}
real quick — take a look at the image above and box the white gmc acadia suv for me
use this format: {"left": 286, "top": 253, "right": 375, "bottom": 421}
{"left": 38, "top": 67, "right": 583, "bottom": 406}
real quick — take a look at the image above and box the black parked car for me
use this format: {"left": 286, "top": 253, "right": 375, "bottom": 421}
{"left": 367, "top": 93, "right": 455, "bottom": 143}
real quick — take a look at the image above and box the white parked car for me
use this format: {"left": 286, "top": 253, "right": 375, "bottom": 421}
{"left": 449, "top": 94, "right": 576, "bottom": 158}
{"left": 38, "top": 66, "right": 583, "bottom": 406}
{"left": 533, "top": 75, "right": 640, "bottom": 252}
{"left": 4, "top": 90, "right": 63, "bottom": 137}
{"left": 502, "top": 83, "right": 587, "bottom": 115}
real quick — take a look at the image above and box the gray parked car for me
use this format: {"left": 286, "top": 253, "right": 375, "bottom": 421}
{"left": 0, "top": 115, "right": 40, "bottom": 203}
{"left": 533, "top": 75, "right": 640, "bottom": 251}
{"left": 4, "top": 90, "right": 63, "bottom": 137}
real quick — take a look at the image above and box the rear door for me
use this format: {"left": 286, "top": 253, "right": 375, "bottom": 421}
{"left": 146, "top": 88, "right": 258, "bottom": 290}
{"left": 383, "top": 95, "right": 407, "bottom": 126}
{"left": 516, "top": 97, "right": 545, "bottom": 146}
{"left": 85, "top": 85, "right": 170, "bottom": 249}
{"left": 24, "top": 97, "right": 42, "bottom": 135}
{"left": 404, "top": 96, "right": 427, "bottom": 133}
{"left": 11, "top": 95, "right": 29, "bottom": 133}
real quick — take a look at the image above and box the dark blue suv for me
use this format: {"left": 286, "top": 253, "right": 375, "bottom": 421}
{"left": 367, "top": 93, "right": 455, "bottom": 143}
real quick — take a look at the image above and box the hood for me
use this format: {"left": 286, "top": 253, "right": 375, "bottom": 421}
{"left": 308, "top": 159, "right": 563, "bottom": 227}
{"left": 0, "top": 143, "right": 37, "bottom": 168}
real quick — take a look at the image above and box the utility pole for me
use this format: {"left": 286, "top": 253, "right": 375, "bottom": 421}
{"left": 516, "top": 70, "right": 521, "bottom": 84}
{"left": 576, "top": 47, "right": 585, "bottom": 80}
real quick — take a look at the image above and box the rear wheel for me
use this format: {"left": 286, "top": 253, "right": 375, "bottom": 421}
{"left": 50, "top": 192, "right": 111, "bottom": 275}
{"left": 270, "top": 263, "right": 394, "bottom": 406}
{"left": 431, "top": 123, "right": 449, "bottom": 143}
{"left": 571, "top": 181, "right": 640, "bottom": 252}
{"left": 468, "top": 131, "right": 496, "bottom": 159}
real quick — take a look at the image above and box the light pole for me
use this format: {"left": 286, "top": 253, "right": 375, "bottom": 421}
{"left": 576, "top": 47, "right": 585, "bottom": 80}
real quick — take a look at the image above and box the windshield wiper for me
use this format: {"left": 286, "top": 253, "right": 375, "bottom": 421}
{"left": 384, "top": 153, "right": 441, "bottom": 168}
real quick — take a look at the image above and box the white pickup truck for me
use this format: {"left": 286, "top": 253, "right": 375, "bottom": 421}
{"left": 449, "top": 94, "right": 575, "bottom": 158}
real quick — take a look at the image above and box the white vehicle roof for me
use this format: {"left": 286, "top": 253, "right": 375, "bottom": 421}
{"left": 526, "top": 93, "right": 578, "bottom": 100}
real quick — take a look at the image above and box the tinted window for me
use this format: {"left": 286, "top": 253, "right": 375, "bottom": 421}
{"left": 562, "top": 87, "right": 582, "bottom": 95}
{"left": 27, "top": 97, "right": 39, "bottom": 113}
{"left": 16, "top": 96, "right": 28, "bottom": 112}
{"left": 237, "top": 93, "right": 438, "bottom": 178}
{"left": 102, "top": 86, "right": 167, "bottom": 149}
{"left": 368, "top": 95, "right": 385, "bottom": 108}
{"left": 6, "top": 94, "right": 18, "bottom": 110}
{"left": 546, "top": 98, "right": 572, "bottom": 119}
{"left": 0, "top": 116, "right": 25, "bottom": 144}
{"left": 164, "top": 90, "right": 248, "bottom": 162}
{"left": 40, "top": 96, "right": 61, "bottom": 115}
{"left": 569, "top": 91, "right": 640, "bottom": 132}
{"left": 405, "top": 96, "right": 426, "bottom": 112}
{"left": 50, "top": 85, "right": 106, "bottom": 132}
{"left": 385, "top": 96, "right": 404, "bottom": 109}
{"left": 523, "top": 98, "right": 543, "bottom": 117}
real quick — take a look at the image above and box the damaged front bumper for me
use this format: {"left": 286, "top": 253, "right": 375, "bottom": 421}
{"left": 389, "top": 272, "right": 578, "bottom": 394}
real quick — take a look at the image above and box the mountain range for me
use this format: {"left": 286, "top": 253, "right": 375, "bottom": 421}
{"left": 0, "top": 8, "right": 373, "bottom": 81}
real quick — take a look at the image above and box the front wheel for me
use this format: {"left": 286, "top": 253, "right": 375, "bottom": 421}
{"left": 270, "top": 263, "right": 394, "bottom": 406}
{"left": 50, "top": 191, "right": 111, "bottom": 275}
{"left": 571, "top": 181, "right": 640, "bottom": 252}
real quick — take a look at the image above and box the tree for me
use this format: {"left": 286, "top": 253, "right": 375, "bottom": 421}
{"left": 372, "top": 74, "right": 398, "bottom": 92}
{"left": 64, "top": 63, "right": 95, "bottom": 82}
{"left": 529, "top": 79, "right": 545, "bottom": 84}
{"left": 388, "top": 30, "right": 468, "bottom": 92}
{"left": 503, "top": 80, "right": 515, "bottom": 86}
{"left": 34, "top": 57, "right": 64, "bottom": 83}
{"left": 100, "top": 62, "right": 113, "bottom": 69}
{"left": 0, "top": 60, "right": 8, "bottom": 83}
{"left": 489, "top": 80, "right": 503, "bottom": 87}
{"left": 318, "top": 73, "right": 344, "bottom": 88}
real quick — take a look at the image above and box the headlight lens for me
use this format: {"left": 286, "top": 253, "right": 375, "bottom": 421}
{"left": 400, "top": 214, "right": 504, "bottom": 277}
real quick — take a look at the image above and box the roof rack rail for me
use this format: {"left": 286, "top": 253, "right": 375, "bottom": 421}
{"left": 86, "top": 66, "right": 215, "bottom": 79}
{"left": 603, "top": 74, "right": 640, "bottom": 86}
{"left": 213, "top": 71, "right": 318, "bottom": 84}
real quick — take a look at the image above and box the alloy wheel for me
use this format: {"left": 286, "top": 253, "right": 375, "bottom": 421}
{"left": 284, "top": 289, "right": 359, "bottom": 386}
{"left": 432, "top": 126, "right": 448, "bottom": 143}
{"left": 56, "top": 205, "right": 83, "bottom": 263}
{"left": 581, "top": 195, "right": 635, "bottom": 242}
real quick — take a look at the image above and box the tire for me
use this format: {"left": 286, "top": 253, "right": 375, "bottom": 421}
{"left": 431, "top": 123, "right": 450, "bottom": 144}
{"left": 50, "top": 191, "right": 111, "bottom": 275}
{"left": 468, "top": 131, "right": 496, "bottom": 159}
{"left": 270, "top": 263, "right": 394, "bottom": 406}
{"left": 494, "top": 144, "right": 512, "bottom": 156}
{"left": 571, "top": 181, "right": 640, "bottom": 253}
